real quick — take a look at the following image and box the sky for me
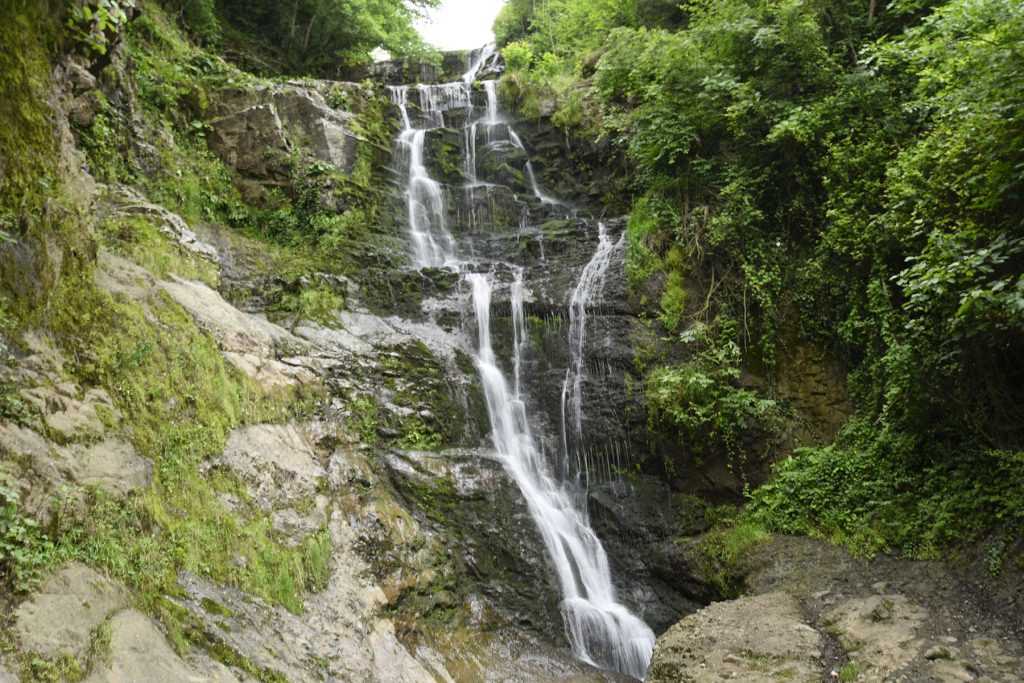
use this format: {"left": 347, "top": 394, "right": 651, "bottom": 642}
{"left": 414, "top": 0, "right": 507, "bottom": 51}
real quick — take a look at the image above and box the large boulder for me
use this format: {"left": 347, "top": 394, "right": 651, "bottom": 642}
{"left": 207, "top": 102, "right": 292, "bottom": 181}
{"left": 84, "top": 609, "right": 240, "bottom": 683}
{"left": 205, "top": 84, "right": 363, "bottom": 184}
{"left": 647, "top": 591, "right": 823, "bottom": 682}
{"left": 15, "top": 564, "right": 130, "bottom": 660}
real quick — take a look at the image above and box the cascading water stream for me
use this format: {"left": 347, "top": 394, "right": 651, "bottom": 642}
{"left": 389, "top": 49, "right": 655, "bottom": 679}
{"left": 560, "top": 223, "right": 625, "bottom": 484}
{"left": 389, "top": 85, "right": 458, "bottom": 267}
{"left": 468, "top": 273, "right": 654, "bottom": 680}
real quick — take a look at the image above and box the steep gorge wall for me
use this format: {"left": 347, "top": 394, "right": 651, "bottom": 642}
{"left": 0, "top": 5, "right": 642, "bottom": 681}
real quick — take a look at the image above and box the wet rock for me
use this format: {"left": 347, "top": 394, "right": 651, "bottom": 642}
{"left": 647, "top": 591, "right": 823, "bottom": 682}
{"left": 83, "top": 609, "right": 241, "bottom": 683}
{"left": 383, "top": 447, "right": 566, "bottom": 640}
{"left": 588, "top": 477, "right": 709, "bottom": 632}
{"left": 15, "top": 563, "right": 130, "bottom": 660}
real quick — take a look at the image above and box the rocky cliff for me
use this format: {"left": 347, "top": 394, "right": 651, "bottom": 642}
{"left": 0, "top": 3, "right": 1021, "bottom": 683}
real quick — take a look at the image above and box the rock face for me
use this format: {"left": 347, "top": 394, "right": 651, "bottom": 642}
{"left": 649, "top": 536, "right": 1024, "bottom": 682}
{"left": 0, "top": 333, "right": 152, "bottom": 519}
{"left": 15, "top": 564, "right": 130, "bottom": 660}
{"left": 84, "top": 609, "right": 240, "bottom": 683}
{"left": 205, "top": 82, "right": 366, "bottom": 187}
{"left": 824, "top": 594, "right": 928, "bottom": 676}
{"left": 648, "top": 592, "right": 823, "bottom": 682}
{"left": 587, "top": 477, "right": 709, "bottom": 632}
{"left": 174, "top": 571, "right": 438, "bottom": 683}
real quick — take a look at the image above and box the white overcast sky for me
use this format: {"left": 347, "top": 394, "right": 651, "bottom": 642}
{"left": 414, "top": 0, "right": 507, "bottom": 50}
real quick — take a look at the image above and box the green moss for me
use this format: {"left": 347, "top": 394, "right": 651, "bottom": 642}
{"left": 691, "top": 520, "right": 770, "bottom": 599}
{"left": 658, "top": 269, "right": 688, "bottom": 332}
{"left": 268, "top": 283, "right": 344, "bottom": 331}
{"left": 98, "top": 215, "right": 219, "bottom": 286}
{"left": 155, "top": 597, "right": 288, "bottom": 683}
{"left": 0, "top": 2, "right": 59, "bottom": 219}
{"left": 20, "top": 653, "right": 84, "bottom": 683}
{"left": 33, "top": 263, "right": 326, "bottom": 614}
{"left": 379, "top": 341, "right": 461, "bottom": 448}
{"left": 838, "top": 661, "right": 860, "bottom": 681}
{"left": 200, "top": 597, "right": 234, "bottom": 618}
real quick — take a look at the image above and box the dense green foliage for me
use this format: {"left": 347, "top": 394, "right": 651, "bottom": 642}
{"left": 647, "top": 321, "right": 781, "bottom": 472}
{"left": 164, "top": 0, "right": 438, "bottom": 74}
{"left": 0, "top": 484, "right": 54, "bottom": 593}
{"left": 501, "top": 0, "right": 1024, "bottom": 555}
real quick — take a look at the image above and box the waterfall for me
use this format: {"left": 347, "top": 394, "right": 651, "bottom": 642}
{"left": 389, "top": 52, "right": 655, "bottom": 680}
{"left": 389, "top": 86, "right": 458, "bottom": 267}
{"left": 483, "top": 80, "right": 500, "bottom": 124}
{"left": 560, "top": 223, "right": 626, "bottom": 484}
{"left": 468, "top": 273, "right": 654, "bottom": 680}
{"left": 463, "top": 43, "right": 497, "bottom": 84}
{"left": 511, "top": 268, "right": 526, "bottom": 399}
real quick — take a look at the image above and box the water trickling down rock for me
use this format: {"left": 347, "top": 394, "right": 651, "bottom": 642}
{"left": 387, "top": 45, "right": 656, "bottom": 680}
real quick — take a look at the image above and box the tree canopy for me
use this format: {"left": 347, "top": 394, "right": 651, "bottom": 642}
{"left": 165, "top": 0, "right": 438, "bottom": 74}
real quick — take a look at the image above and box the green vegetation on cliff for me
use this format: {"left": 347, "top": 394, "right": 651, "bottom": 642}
{"left": 0, "top": 0, "right": 372, "bottom": 656}
{"left": 499, "top": 0, "right": 1024, "bottom": 558}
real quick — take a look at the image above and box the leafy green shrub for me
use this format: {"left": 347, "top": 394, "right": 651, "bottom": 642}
{"left": 66, "top": 0, "right": 137, "bottom": 57}
{"left": 750, "top": 422, "right": 1024, "bottom": 557}
{"left": 502, "top": 40, "right": 534, "bottom": 71}
{"left": 647, "top": 321, "right": 780, "bottom": 466}
{"left": 398, "top": 417, "right": 442, "bottom": 451}
{"left": 0, "top": 483, "right": 54, "bottom": 593}
{"left": 658, "top": 270, "right": 688, "bottom": 332}
{"left": 163, "top": 0, "right": 220, "bottom": 44}
{"left": 624, "top": 193, "right": 676, "bottom": 287}
{"left": 510, "top": 0, "right": 1023, "bottom": 553}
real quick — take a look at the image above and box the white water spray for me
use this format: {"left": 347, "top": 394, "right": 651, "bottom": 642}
{"left": 389, "top": 86, "right": 458, "bottom": 267}
{"left": 468, "top": 272, "right": 655, "bottom": 680}
{"left": 390, "top": 48, "right": 654, "bottom": 679}
{"left": 560, "top": 223, "right": 625, "bottom": 482}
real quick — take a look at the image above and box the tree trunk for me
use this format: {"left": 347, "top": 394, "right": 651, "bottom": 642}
{"left": 303, "top": 10, "right": 319, "bottom": 53}
{"left": 289, "top": 0, "right": 300, "bottom": 41}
